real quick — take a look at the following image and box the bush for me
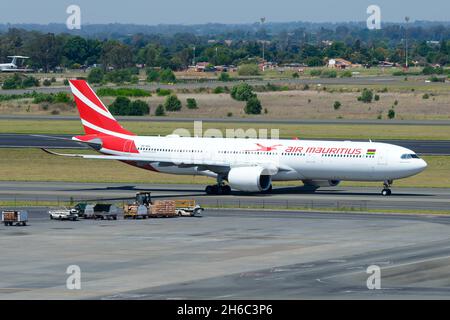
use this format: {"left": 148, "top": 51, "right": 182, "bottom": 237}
{"left": 358, "top": 88, "right": 373, "bottom": 103}
{"left": 97, "top": 88, "right": 151, "bottom": 97}
{"left": 63, "top": 79, "right": 70, "bottom": 86}
{"left": 244, "top": 97, "right": 262, "bottom": 115}
{"left": 333, "top": 101, "right": 341, "bottom": 110}
{"left": 87, "top": 68, "right": 104, "bottom": 83}
{"left": 213, "top": 86, "right": 225, "bottom": 94}
{"left": 43, "top": 79, "right": 52, "bottom": 86}
{"left": 230, "top": 83, "right": 256, "bottom": 101}
{"left": 54, "top": 92, "right": 72, "bottom": 104}
{"left": 156, "top": 88, "right": 172, "bottom": 96}
{"left": 155, "top": 104, "right": 165, "bottom": 116}
{"left": 159, "top": 69, "right": 176, "bottom": 83}
{"left": 105, "top": 69, "right": 135, "bottom": 84}
{"left": 22, "top": 76, "right": 39, "bottom": 88}
{"left": 186, "top": 98, "right": 198, "bottom": 109}
{"left": 146, "top": 69, "right": 160, "bottom": 82}
{"left": 310, "top": 69, "right": 322, "bottom": 77}
{"left": 394, "top": 100, "right": 398, "bottom": 106}
{"left": 340, "top": 70, "right": 353, "bottom": 78}
{"left": 1, "top": 74, "right": 22, "bottom": 89}
{"left": 320, "top": 70, "right": 337, "bottom": 78}
{"left": 129, "top": 100, "right": 150, "bottom": 116}
{"left": 164, "top": 94, "right": 182, "bottom": 112}
{"left": 388, "top": 108, "right": 396, "bottom": 119}
{"left": 51, "top": 77, "right": 56, "bottom": 83}
{"left": 292, "top": 72, "right": 299, "bottom": 78}
{"left": 374, "top": 94, "right": 380, "bottom": 101}
{"left": 218, "top": 72, "right": 231, "bottom": 81}
{"left": 109, "top": 96, "right": 131, "bottom": 115}
{"left": 422, "top": 93, "right": 430, "bottom": 99}
{"left": 227, "top": 112, "right": 233, "bottom": 117}
{"left": 33, "top": 93, "right": 54, "bottom": 104}
{"left": 237, "top": 64, "right": 260, "bottom": 76}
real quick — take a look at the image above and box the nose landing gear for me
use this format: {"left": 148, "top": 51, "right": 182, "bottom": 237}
{"left": 381, "top": 180, "right": 393, "bottom": 196}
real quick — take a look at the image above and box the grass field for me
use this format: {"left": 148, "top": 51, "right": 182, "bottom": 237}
{"left": 1, "top": 119, "right": 450, "bottom": 140}
{"left": 0, "top": 148, "right": 447, "bottom": 188}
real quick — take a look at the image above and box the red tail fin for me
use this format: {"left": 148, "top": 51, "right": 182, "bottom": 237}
{"left": 69, "top": 80, "right": 135, "bottom": 138}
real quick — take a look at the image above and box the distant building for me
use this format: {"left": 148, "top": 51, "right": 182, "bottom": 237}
{"left": 327, "top": 58, "right": 354, "bottom": 69}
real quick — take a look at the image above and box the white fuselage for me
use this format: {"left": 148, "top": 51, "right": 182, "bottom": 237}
{"left": 99, "top": 136, "right": 427, "bottom": 182}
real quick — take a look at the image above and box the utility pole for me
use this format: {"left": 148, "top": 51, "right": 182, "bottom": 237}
{"left": 405, "top": 16, "right": 410, "bottom": 68}
{"left": 192, "top": 46, "right": 196, "bottom": 66}
{"left": 260, "top": 17, "right": 266, "bottom": 62}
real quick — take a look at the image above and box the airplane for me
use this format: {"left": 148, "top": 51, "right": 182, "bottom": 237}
{"left": 0, "top": 56, "right": 33, "bottom": 72}
{"left": 42, "top": 80, "right": 428, "bottom": 196}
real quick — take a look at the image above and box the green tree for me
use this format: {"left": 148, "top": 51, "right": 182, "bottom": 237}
{"left": 109, "top": 96, "right": 131, "bottom": 115}
{"left": 186, "top": 98, "right": 198, "bottom": 109}
{"left": 146, "top": 69, "right": 160, "bottom": 82}
{"left": 237, "top": 64, "right": 260, "bottom": 76}
{"left": 87, "top": 68, "right": 104, "bottom": 83}
{"left": 159, "top": 68, "right": 176, "bottom": 83}
{"left": 230, "top": 83, "right": 256, "bottom": 101}
{"left": 388, "top": 108, "right": 396, "bottom": 119}
{"left": 333, "top": 101, "right": 341, "bottom": 110}
{"left": 358, "top": 88, "right": 373, "bottom": 103}
{"left": 129, "top": 100, "right": 150, "bottom": 116}
{"left": 164, "top": 94, "right": 182, "bottom": 111}
{"left": 245, "top": 97, "right": 262, "bottom": 115}
{"left": 101, "top": 40, "right": 133, "bottom": 70}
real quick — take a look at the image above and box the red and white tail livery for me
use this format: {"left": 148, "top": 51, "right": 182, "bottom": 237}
{"left": 43, "top": 80, "right": 427, "bottom": 196}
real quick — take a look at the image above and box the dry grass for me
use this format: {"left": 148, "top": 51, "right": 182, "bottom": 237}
{"left": 1, "top": 119, "right": 450, "bottom": 140}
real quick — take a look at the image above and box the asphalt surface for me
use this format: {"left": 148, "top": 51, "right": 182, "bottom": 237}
{"left": 0, "top": 133, "right": 449, "bottom": 155}
{"left": 1, "top": 182, "right": 450, "bottom": 212}
{"left": 0, "top": 208, "right": 449, "bottom": 299}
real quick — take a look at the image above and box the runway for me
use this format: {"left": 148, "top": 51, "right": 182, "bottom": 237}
{"left": 0, "top": 208, "right": 449, "bottom": 299}
{"left": 0, "top": 134, "right": 449, "bottom": 155}
{"left": 1, "top": 181, "right": 450, "bottom": 212}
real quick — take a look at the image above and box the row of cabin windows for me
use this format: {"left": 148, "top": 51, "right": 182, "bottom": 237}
{"left": 138, "top": 147, "right": 202, "bottom": 153}
{"left": 137, "top": 148, "right": 375, "bottom": 159}
{"left": 322, "top": 154, "right": 375, "bottom": 158}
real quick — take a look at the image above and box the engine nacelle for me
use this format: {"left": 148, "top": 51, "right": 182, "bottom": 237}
{"left": 302, "top": 179, "right": 341, "bottom": 187}
{"left": 227, "top": 166, "right": 272, "bottom": 192}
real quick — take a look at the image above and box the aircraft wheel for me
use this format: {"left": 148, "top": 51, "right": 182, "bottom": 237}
{"left": 381, "top": 189, "right": 392, "bottom": 196}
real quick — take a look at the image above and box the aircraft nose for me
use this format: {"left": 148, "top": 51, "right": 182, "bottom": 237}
{"left": 416, "top": 159, "right": 428, "bottom": 172}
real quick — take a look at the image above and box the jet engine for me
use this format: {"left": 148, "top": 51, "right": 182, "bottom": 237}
{"left": 227, "top": 166, "right": 272, "bottom": 192}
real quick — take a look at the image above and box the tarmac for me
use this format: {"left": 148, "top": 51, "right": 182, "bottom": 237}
{"left": 0, "top": 208, "right": 449, "bottom": 299}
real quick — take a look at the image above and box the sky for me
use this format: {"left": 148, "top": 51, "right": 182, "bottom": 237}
{"left": 1, "top": 0, "right": 449, "bottom": 25}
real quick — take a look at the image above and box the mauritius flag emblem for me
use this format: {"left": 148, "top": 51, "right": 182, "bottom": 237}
{"left": 367, "top": 149, "right": 376, "bottom": 156}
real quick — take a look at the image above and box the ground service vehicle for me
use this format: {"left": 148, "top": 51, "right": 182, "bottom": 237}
{"left": 2, "top": 211, "right": 28, "bottom": 226}
{"left": 174, "top": 200, "right": 204, "bottom": 217}
{"left": 49, "top": 208, "right": 79, "bottom": 221}
{"left": 124, "top": 192, "right": 177, "bottom": 218}
{"left": 84, "top": 204, "right": 119, "bottom": 220}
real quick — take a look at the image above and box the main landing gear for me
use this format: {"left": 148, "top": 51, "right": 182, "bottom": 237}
{"left": 205, "top": 175, "right": 231, "bottom": 195}
{"left": 381, "top": 180, "right": 393, "bottom": 196}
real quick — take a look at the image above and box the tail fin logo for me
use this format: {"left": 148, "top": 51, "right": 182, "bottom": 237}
{"left": 69, "top": 80, "right": 135, "bottom": 138}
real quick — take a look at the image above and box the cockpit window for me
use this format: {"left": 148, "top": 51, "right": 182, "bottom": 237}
{"left": 401, "top": 154, "right": 420, "bottom": 159}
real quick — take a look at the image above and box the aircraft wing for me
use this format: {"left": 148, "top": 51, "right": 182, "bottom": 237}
{"left": 41, "top": 148, "right": 286, "bottom": 175}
